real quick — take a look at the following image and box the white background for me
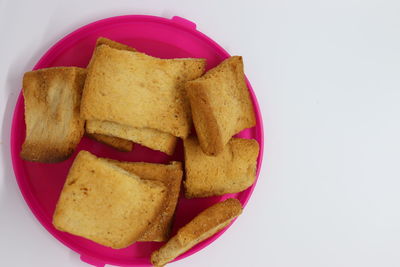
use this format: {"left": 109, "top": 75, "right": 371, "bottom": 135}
{"left": 1, "top": 0, "right": 400, "bottom": 266}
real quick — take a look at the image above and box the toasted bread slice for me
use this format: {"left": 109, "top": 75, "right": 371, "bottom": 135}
{"left": 20, "top": 67, "right": 86, "bottom": 163}
{"left": 96, "top": 37, "right": 137, "bottom": 52}
{"left": 86, "top": 38, "right": 177, "bottom": 154}
{"left": 85, "top": 37, "right": 137, "bottom": 150}
{"left": 85, "top": 132, "right": 133, "bottom": 152}
{"left": 52, "top": 151, "right": 167, "bottom": 249}
{"left": 185, "top": 56, "right": 256, "bottom": 155}
{"left": 151, "top": 198, "right": 243, "bottom": 267}
{"left": 86, "top": 120, "right": 177, "bottom": 155}
{"left": 184, "top": 137, "right": 259, "bottom": 198}
{"left": 81, "top": 45, "right": 206, "bottom": 138}
{"left": 107, "top": 160, "right": 183, "bottom": 241}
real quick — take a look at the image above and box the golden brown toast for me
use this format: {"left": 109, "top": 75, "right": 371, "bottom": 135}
{"left": 108, "top": 160, "right": 183, "bottom": 241}
{"left": 184, "top": 137, "right": 259, "bottom": 198}
{"left": 185, "top": 56, "right": 256, "bottom": 155}
{"left": 52, "top": 151, "right": 167, "bottom": 249}
{"left": 96, "top": 37, "right": 137, "bottom": 52}
{"left": 81, "top": 45, "right": 206, "bottom": 138}
{"left": 84, "top": 37, "right": 137, "bottom": 151}
{"left": 21, "top": 67, "right": 86, "bottom": 163}
{"left": 86, "top": 38, "right": 179, "bottom": 154}
{"left": 85, "top": 131, "right": 133, "bottom": 152}
{"left": 151, "top": 198, "right": 243, "bottom": 267}
{"left": 86, "top": 120, "right": 177, "bottom": 155}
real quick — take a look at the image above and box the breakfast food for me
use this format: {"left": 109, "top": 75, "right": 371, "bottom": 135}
{"left": 86, "top": 120, "right": 177, "bottom": 155}
{"left": 52, "top": 151, "right": 167, "bottom": 249}
{"left": 85, "top": 38, "right": 178, "bottom": 154}
{"left": 109, "top": 160, "right": 183, "bottom": 241}
{"left": 21, "top": 34, "right": 259, "bottom": 265}
{"left": 185, "top": 56, "right": 256, "bottom": 155}
{"left": 96, "top": 37, "right": 137, "bottom": 52}
{"left": 184, "top": 137, "right": 259, "bottom": 198}
{"left": 151, "top": 198, "right": 243, "bottom": 267}
{"left": 80, "top": 44, "right": 206, "bottom": 138}
{"left": 85, "top": 37, "right": 137, "bottom": 151}
{"left": 85, "top": 132, "right": 133, "bottom": 152}
{"left": 20, "top": 67, "right": 86, "bottom": 163}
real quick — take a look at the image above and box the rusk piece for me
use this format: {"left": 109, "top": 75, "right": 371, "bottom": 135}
{"left": 85, "top": 37, "right": 136, "bottom": 150}
{"left": 21, "top": 67, "right": 86, "bottom": 163}
{"left": 52, "top": 151, "right": 167, "bottom": 249}
{"left": 108, "top": 160, "right": 183, "bottom": 241}
{"left": 95, "top": 37, "right": 137, "bottom": 52}
{"left": 184, "top": 137, "right": 259, "bottom": 198}
{"left": 87, "top": 38, "right": 176, "bottom": 154}
{"left": 185, "top": 56, "right": 256, "bottom": 155}
{"left": 151, "top": 198, "right": 243, "bottom": 267}
{"left": 86, "top": 120, "right": 177, "bottom": 155}
{"left": 81, "top": 45, "right": 206, "bottom": 138}
{"left": 85, "top": 131, "right": 133, "bottom": 152}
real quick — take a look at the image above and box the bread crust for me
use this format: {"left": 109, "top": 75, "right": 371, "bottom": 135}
{"left": 52, "top": 151, "right": 167, "bottom": 249}
{"left": 21, "top": 67, "right": 86, "bottom": 163}
{"left": 96, "top": 37, "right": 137, "bottom": 52}
{"left": 185, "top": 56, "right": 256, "bottom": 155}
{"left": 85, "top": 131, "right": 133, "bottom": 152}
{"left": 84, "top": 37, "right": 137, "bottom": 150}
{"left": 184, "top": 137, "right": 259, "bottom": 198}
{"left": 81, "top": 45, "right": 206, "bottom": 138}
{"left": 85, "top": 38, "right": 177, "bottom": 154}
{"left": 151, "top": 198, "right": 243, "bottom": 267}
{"left": 108, "top": 160, "right": 183, "bottom": 241}
{"left": 86, "top": 120, "right": 177, "bottom": 155}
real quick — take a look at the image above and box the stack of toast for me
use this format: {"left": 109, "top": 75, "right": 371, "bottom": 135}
{"left": 20, "top": 37, "right": 260, "bottom": 266}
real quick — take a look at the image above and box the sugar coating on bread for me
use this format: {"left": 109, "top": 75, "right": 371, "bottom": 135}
{"left": 184, "top": 137, "right": 259, "bottom": 198}
{"left": 85, "top": 131, "right": 133, "bottom": 152}
{"left": 81, "top": 45, "right": 206, "bottom": 138}
{"left": 86, "top": 120, "right": 177, "bottom": 155}
{"left": 151, "top": 198, "right": 243, "bottom": 267}
{"left": 107, "top": 160, "right": 183, "bottom": 241}
{"left": 52, "top": 151, "right": 167, "bottom": 249}
{"left": 185, "top": 56, "right": 256, "bottom": 155}
{"left": 20, "top": 67, "right": 86, "bottom": 163}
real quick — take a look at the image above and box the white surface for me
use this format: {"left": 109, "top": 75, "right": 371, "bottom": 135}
{"left": 1, "top": 0, "right": 400, "bottom": 266}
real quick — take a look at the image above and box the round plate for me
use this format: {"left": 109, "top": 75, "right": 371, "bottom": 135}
{"left": 10, "top": 15, "right": 264, "bottom": 267}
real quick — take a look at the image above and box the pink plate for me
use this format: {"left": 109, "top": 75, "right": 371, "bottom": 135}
{"left": 10, "top": 15, "right": 264, "bottom": 267}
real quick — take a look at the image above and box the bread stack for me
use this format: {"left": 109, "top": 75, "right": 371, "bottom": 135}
{"left": 20, "top": 37, "right": 260, "bottom": 266}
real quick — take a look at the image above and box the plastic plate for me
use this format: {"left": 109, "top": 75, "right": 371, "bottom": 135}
{"left": 10, "top": 15, "right": 264, "bottom": 267}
